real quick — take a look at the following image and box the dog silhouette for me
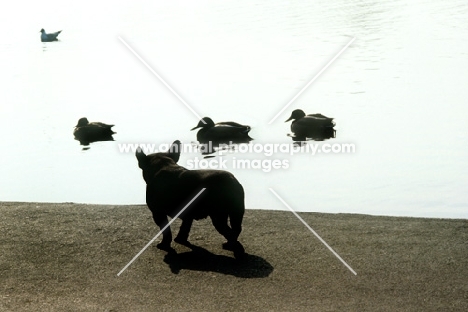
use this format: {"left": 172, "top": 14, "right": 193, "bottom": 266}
{"left": 136, "top": 140, "right": 245, "bottom": 259}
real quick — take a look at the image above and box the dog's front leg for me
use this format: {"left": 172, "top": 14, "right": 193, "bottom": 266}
{"left": 175, "top": 218, "right": 193, "bottom": 246}
{"left": 152, "top": 214, "right": 173, "bottom": 251}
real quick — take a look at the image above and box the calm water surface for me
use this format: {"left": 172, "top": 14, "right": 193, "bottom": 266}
{"left": 0, "top": 0, "right": 467, "bottom": 218}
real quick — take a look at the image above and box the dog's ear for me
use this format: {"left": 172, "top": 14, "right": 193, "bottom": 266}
{"left": 167, "top": 140, "right": 181, "bottom": 163}
{"left": 135, "top": 147, "right": 147, "bottom": 168}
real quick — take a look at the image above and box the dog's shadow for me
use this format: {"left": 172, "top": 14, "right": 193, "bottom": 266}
{"left": 163, "top": 244, "right": 273, "bottom": 278}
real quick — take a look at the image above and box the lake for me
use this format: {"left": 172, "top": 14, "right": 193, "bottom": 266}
{"left": 0, "top": 0, "right": 467, "bottom": 218}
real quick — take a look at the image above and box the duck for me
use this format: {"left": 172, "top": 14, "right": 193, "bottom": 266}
{"left": 40, "top": 29, "right": 62, "bottom": 42}
{"left": 285, "top": 109, "right": 335, "bottom": 141}
{"left": 191, "top": 117, "right": 253, "bottom": 146}
{"left": 73, "top": 117, "right": 115, "bottom": 145}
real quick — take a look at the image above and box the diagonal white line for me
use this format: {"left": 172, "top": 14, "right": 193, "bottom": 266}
{"left": 117, "top": 188, "right": 206, "bottom": 276}
{"left": 269, "top": 188, "right": 357, "bottom": 275}
{"left": 268, "top": 36, "right": 355, "bottom": 124}
{"left": 118, "top": 36, "right": 206, "bottom": 124}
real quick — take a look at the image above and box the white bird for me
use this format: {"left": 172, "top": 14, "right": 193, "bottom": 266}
{"left": 40, "top": 29, "right": 62, "bottom": 42}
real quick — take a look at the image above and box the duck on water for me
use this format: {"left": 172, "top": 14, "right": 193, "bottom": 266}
{"left": 285, "top": 109, "right": 336, "bottom": 141}
{"left": 73, "top": 117, "right": 115, "bottom": 146}
{"left": 191, "top": 117, "right": 253, "bottom": 154}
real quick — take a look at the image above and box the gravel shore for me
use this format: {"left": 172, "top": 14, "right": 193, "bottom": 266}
{"left": 1, "top": 202, "right": 467, "bottom": 311}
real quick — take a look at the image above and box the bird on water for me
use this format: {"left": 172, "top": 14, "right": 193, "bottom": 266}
{"left": 73, "top": 117, "right": 115, "bottom": 146}
{"left": 191, "top": 117, "right": 253, "bottom": 145}
{"left": 40, "top": 29, "right": 62, "bottom": 42}
{"left": 285, "top": 109, "right": 335, "bottom": 141}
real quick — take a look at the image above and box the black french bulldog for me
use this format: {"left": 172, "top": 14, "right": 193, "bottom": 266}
{"left": 136, "top": 140, "right": 245, "bottom": 259}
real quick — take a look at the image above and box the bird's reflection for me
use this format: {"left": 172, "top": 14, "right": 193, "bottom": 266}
{"left": 289, "top": 127, "right": 336, "bottom": 143}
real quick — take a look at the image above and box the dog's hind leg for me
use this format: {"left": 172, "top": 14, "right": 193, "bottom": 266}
{"left": 175, "top": 218, "right": 193, "bottom": 246}
{"left": 210, "top": 213, "right": 234, "bottom": 241}
{"left": 211, "top": 213, "right": 245, "bottom": 259}
{"left": 229, "top": 208, "right": 244, "bottom": 242}
{"left": 153, "top": 214, "right": 173, "bottom": 251}
{"left": 227, "top": 217, "right": 245, "bottom": 260}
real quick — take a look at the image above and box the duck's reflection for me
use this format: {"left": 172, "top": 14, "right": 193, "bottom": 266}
{"left": 289, "top": 127, "right": 336, "bottom": 142}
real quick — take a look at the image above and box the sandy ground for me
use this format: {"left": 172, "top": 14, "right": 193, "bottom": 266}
{"left": 0, "top": 202, "right": 467, "bottom": 311}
